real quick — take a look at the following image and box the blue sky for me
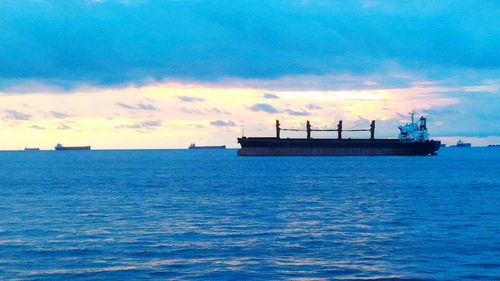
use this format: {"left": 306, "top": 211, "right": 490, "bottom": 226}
{"left": 0, "top": 0, "right": 498, "bottom": 148}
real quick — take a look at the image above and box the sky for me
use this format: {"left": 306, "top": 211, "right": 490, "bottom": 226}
{"left": 0, "top": 0, "right": 499, "bottom": 149}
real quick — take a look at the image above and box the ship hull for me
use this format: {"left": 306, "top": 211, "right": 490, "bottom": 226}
{"left": 55, "top": 146, "right": 91, "bottom": 151}
{"left": 237, "top": 138, "right": 440, "bottom": 156}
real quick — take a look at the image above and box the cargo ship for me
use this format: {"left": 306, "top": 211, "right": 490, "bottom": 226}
{"left": 450, "top": 140, "right": 471, "bottom": 148}
{"left": 189, "top": 143, "right": 226, "bottom": 149}
{"left": 237, "top": 113, "right": 440, "bottom": 156}
{"left": 54, "top": 143, "right": 91, "bottom": 150}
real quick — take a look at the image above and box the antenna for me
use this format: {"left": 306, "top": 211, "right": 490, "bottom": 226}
{"left": 410, "top": 109, "right": 416, "bottom": 123}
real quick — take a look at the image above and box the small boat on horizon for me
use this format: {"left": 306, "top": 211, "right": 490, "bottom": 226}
{"left": 55, "top": 143, "right": 91, "bottom": 151}
{"left": 188, "top": 143, "right": 226, "bottom": 150}
{"left": 24, "top": 147, "right": 40, "bottom": 151}
{"left": 450, "top": 140, "right": 471, "bottom": 148}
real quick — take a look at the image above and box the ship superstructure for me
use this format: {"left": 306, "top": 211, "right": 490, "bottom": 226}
{"left": 398, "top": 112, "right": 429, "bottom": 143}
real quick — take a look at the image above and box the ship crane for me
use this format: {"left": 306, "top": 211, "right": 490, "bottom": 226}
{"left": 278, "top": 120, "right": 376, "bottom": 140}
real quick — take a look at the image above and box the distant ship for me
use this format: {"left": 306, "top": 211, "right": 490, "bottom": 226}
{"left": 440, "top": 144, "right": 447, "bottom": 148}
{"left": 188, "top": 143, "right": 226, "bottom": 149}
{"left": 55, "top": 143, "right": 91, "bottom": 150}
{"left": 487, "top": 144, "right": 500, "bottom": 147}
{"left": 450, "top": 140, "right": 471, "bottom": 148}
{"left": 24, "top": 147, "right": 40, "bottom": 151}
{"left": 237, "top": 112, "right": 441, "bottom": 156}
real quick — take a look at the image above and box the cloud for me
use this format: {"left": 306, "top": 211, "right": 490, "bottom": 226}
{"left": 0, "top": 1, "right": 497, "bottom": 89}
{"left": 30, "top": 125, "right": 46, "bottom": 130}
{"left": 249, "top": 103, "right": 280, "bottom": 113}
{"left": 57, "top": 123, "right": 71, "bottom": 130}
{"left": 140, "top": 120, "right": 162, "bottom": 128}
{"left": 210, "top": 108, "right": 229, "bottom": 114}
{"left": 116, "top": 102, "right": 157, "bottom": 111}
{"left": 180, "top": 107, "right": 229, "bottom": 115}
{"left": 263, "top": 93, "right": 279, "bottom": 99}
{"left": 307, "top": 104, "right": 322, "bottom": 110}
{"left": 463, "top": 85, "right": 498, "bottom": 93}
{"left": 422, "top": 92, "right": 500, "bottom": 138}
{"left": 285, "top": 109, "right": 310, "bottom": 116}
{"left": 187, "top": 123, "right": 206, "bottom": 129}
{"left": 116, "top": 120, "right": 162, "bottom": 131}
{"left": 50, "top": 111, "right": 72, "bottom": 119}
{"left": 352, "top": 117, "right": 373, "bottom": 128}
{"left": 210, "top": 120, "right": 236, "bottom": 127}
{"left": 178, "top": 96, "right": 205, "bottom": 103}
{"left": 3, "top": 110, "right": 32, "bottom": 121}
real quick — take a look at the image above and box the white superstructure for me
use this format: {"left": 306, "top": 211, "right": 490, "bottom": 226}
{"left": 398, "top": 111, "right": 429, "bottom": 142}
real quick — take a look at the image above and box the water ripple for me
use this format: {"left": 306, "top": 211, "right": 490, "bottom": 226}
{"left": 0, "top": 149, "right": 499, "bottom": 280}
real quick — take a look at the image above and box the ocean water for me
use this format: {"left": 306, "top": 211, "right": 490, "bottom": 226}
{"left": 0, "top": 148, "right": 499, "bottom": 280}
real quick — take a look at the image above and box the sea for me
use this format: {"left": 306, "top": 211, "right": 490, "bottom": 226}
{"left": 0, "top": 148, "right": 499, "bottom": 280}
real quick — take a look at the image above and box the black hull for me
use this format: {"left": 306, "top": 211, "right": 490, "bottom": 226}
{"left": 189, "top": 145, "right": 226, "bottom": 150}
{"left": 237, "top": 138, "right": 440, "bottom": 156}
